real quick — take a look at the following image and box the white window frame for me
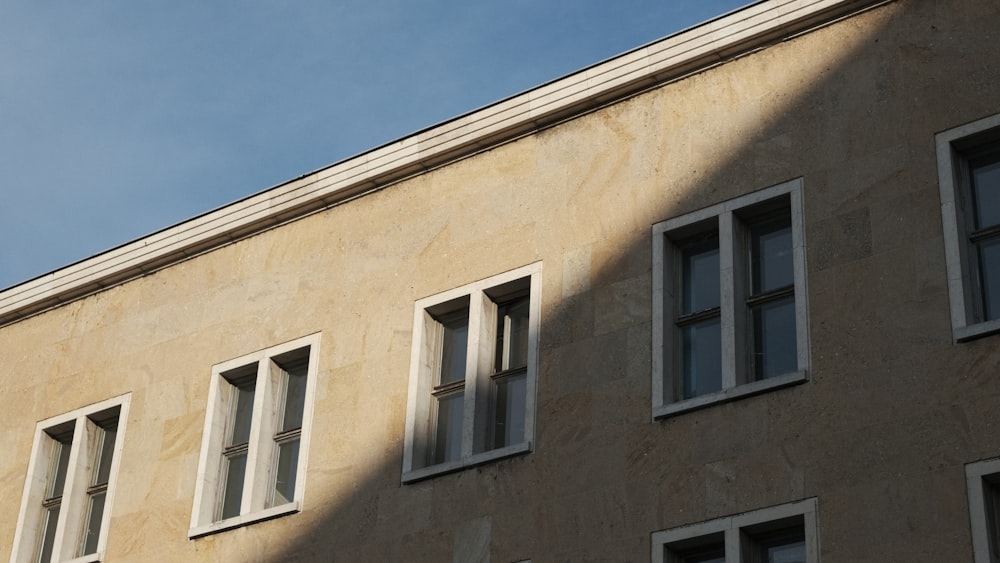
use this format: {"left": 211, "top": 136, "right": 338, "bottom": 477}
{"left": 652, "top": 178, "right": 810, "bottom": 419}
{"left": 402, "top": 263, "right": 542, "bottom": 483}
{"left": 652, "top": 498, "right": 819, "bottom": 563}
{"left": 9, "top": 394, "right": 131, "bottom": 563}
{"left": 937, "top": 112, "right": 1000, "bottom": 342}
{"left": 967, "top": 457, "right": 1000, "bottom": 563}
{"left": 188, "top": 333, "right": 321, "bottom": 538}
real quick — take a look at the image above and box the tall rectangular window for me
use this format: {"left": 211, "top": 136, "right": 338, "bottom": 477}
{"left": 937, "top": 113, "right": 1000, "bottom": 341}
{"left": 402, "top": 263, "right": 541, "bottom": 483}
{"left": 189, "top": 333, "right": 321, "bottom": 538}
{"left": 10, "top": 395, "right": 130, "bottom": 563}
{"left": 652, "top": 179, "right": 809, "bottom": 419}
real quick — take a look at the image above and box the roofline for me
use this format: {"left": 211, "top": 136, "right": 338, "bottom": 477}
{"left": 0, "top": 0, "right": 891, "bottom": 328}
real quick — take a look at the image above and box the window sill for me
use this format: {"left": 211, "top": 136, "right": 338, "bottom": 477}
{"left": 401, "top": 441, "right": 531, "bottom": 484}
{"left": 188, "top": 501, "right": 300, "bottom": 539}
{"left": 955, "top": 318, "right": 1000, "bottom": 342}
{"left": 653, "top": 370, "right": 808, "bottom": 420}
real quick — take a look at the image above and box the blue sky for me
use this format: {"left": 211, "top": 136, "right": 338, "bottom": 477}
{"left": 0, "top": 1, "right": 750, "bottom": 290}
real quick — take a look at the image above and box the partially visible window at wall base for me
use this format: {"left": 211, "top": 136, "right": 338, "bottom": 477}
{"left": 652, "top": 498, "right": 819, "bottom": 563}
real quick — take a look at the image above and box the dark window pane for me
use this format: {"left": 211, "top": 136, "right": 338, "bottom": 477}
{"left": 752, "top": 296, "right": 798, "bottom": 380}
{"left": 439, "top": 313, "right": 469, "bottom": 385}
{"left": 94, "top": 424, "right": 117, "bottom": 485}
{"left": 978, "top": 238, "right": 1000, "bottom": 321}
{"left": 985, "top": 478, "right": 1000, "bottom": 561}
{"left": 220, "top": 452, "right": 247, "bottom": 520}
{"left": 81, "top": 491, "right": 106, "bottom": 555}
{"left": 229, "top": 382, "right": 255, "bottom": 446}
{"left": 681, "top": 236, "right": 720, "bottom": 314}
{"left": 972, "top": 154, "right": 1000, "bottom": 229}
{"left": 280, "top": 360, "right": 309, "bottom": 432}
{"left": 434, "top": 392, "right": 464, "bottom": 464}
{"left": 38, "top": 506, "right": 60, "bottom": 563}
{"left": 682, "top": 317, "right": 722, "bottom": 399}
{"left": 764, "top": 539, "right": 806, "bottom": 563}
{"left": 751, "top": 214, "right": 793, "bottom": 294}
{"left": 492, "top": 371, "right": 527, "bottom": 449}
{"left": 271, "top": 439, "right": 300, "bottom": 506}
{"left": 50, "top": 438, "right": 73, "bottom": 498}
{"left": 495, "top": 297, "right": 530, "bottom": 372}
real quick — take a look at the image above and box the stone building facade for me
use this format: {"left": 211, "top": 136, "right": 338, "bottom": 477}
{"left": 3, "top": 0, "right": 1000, "bottom": 561}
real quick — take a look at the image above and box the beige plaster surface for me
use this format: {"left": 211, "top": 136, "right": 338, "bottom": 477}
{"left": 3, "top": 0, "right": 1000, "bottom": 561}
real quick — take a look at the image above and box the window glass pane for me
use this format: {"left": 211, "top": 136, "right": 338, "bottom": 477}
{"left": 279, "top": 359, "right": 309, "bottom": 432}
{"left": 229, "top": 382, "right": 255, "bottom": 446}
{"left": 764, "top": 538, "right": 806, "bottom": 563}
{"left": 752, "top": 296, "right": 797, "bottom": 380}
{"left": 985, "top": 478, "right": 1000, "bottom": 560}
{"left": 37, "top": 506, "right": 60, "bottom": 563}
{"left": 49, "top": 437, "right": 73, "bottom": 498}
{"left": 220, "top": 452, "right": 247, "bottom": 520}
{"left": 681, "top": 236, "right": 720, "bottom": 314}
{"left": 978, "top": 238, "right": 1000, "bottom": 321}
{"left": 751, "top": 214, "right": 793, "bottom": 294}
{"left": 972, "top": 154, "right": 1000, "bottom": 229}
{"left": 682, "top": 317, "right": 722, "bottom": 399}
{"left": 94, "top": 424, "right": 118, "bottom": 486}
{"left": 81, "top": 491, "right": 106, "bottom": 555}
{"left": 271, "top": 439, "right": 300, "bottom": 507}
{"left": 496, "top": 297, "right": 530, "bottom": 372}
{"left": 434, "top": 392, "right": 464, "bottom": 464}
{"left": 439, "top": 313, "right": 469, "bottom": 385}
{"left": 492, "top": 371, "right": 526, "bottom": 449}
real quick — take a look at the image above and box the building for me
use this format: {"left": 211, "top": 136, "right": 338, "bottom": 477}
{"left": 3, "top": 0, "right": 1000, "bottom": 560}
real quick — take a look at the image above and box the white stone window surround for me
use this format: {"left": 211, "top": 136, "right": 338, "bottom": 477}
{"left": 651, "top": 497, "right": 820, "bottom": 563}
{"left": 937, "top": 112, "right": 1000, "bottom": 342}
{"left": 652, "top": 178, "right": 811, "bottom": 419}
{"left": 966, "top": 457, "right": 1000, "bottom": 563}
{"left": 402, "top": 262, "right": 542, "bottom": 484}
{"left": 188, "top": 333, "right": 321, "bottom": 539}
{"left": 9, "top": 394, "right": 131, "bottom": 563}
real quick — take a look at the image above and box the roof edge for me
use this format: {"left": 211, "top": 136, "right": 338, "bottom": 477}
{"left": 0, "top": 0, "right": 891, "bottom": 328}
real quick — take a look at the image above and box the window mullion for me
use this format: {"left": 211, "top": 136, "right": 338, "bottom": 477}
{"left": 50, "top": 418, "right": 88, "bottom": 561}
{"left": 725, "top": 525, "right": 742, "bottom": 563}
{"left": 719, "top": 211, "right": 740, "bottom": 390}
{"left": 242, "top": 360, "right": 270, "bottom": 515}
{"left": 464, "top": 292, "right": 488, "bottom": 457}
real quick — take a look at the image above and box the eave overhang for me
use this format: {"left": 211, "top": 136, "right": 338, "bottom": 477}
{"left": 0, "top": 0, "right": 891, "bottom": 328}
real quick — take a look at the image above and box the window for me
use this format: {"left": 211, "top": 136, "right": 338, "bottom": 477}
{"left": 967, "top": 457, "right": 1000, "bottom": 563}
{"left": 189, "top": 333, "right": 321, "bottom": 538}
{"left": 652, "top": 498, "right": 818, "bottom": 563}
{"left": 652, "top": 178, "right": 810, "bottom": 418}
{"left": 937, "top": 112, "right": 1000, "bottom": 341}
{"left": 9, "top": 394, "right": 130, "bottom": 563}
{"left": 402, "top": 263, "right": 541, "bottom": 483}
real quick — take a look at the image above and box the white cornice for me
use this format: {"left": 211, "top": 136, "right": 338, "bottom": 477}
{"left": 0, "top": 0, "right": 890, "bottom": 327}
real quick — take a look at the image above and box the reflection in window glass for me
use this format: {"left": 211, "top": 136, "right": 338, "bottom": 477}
{"left": 440, "top": 314, "right": 469, "bottom": 385}
{"left": 751, "top": 215, "right": 793, "bottom": 294}
{"left": 752, "top": 297, "right": 797, "bottom": 379}
{"left": 434, "top": 393, "right": 464, "bottom": 464}
{"left": 81, "top": 422, "right": 118, "bottom": 555}
{"left": 682, "top": 236, "right": 720, "bottom": 314}
{"left": 682, "top": 318, "right": 722, "bottom": 399}
{"left": 493, "top": 372, "right": 526, "bottom": 448}
{"left": 972, "top": 155, "right": 1000, "bottom": 229}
